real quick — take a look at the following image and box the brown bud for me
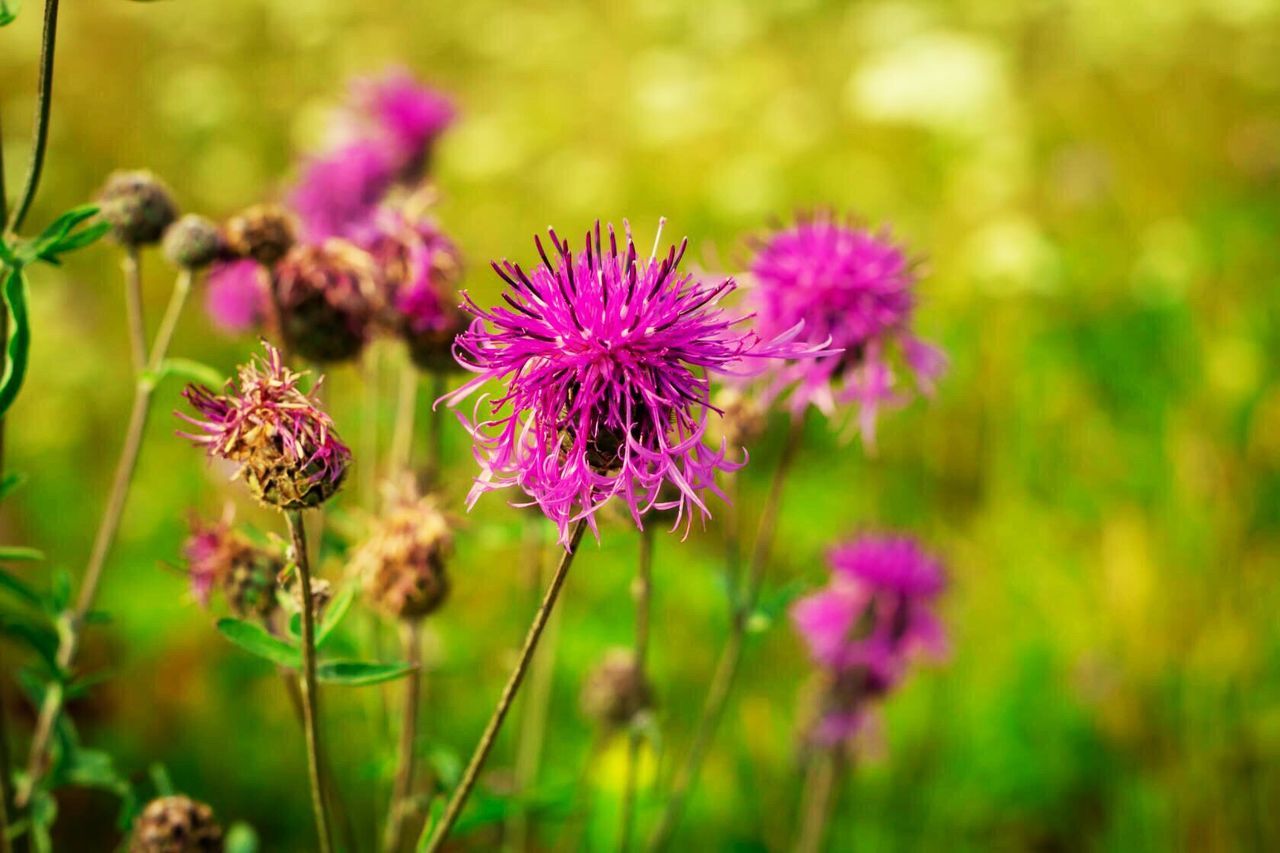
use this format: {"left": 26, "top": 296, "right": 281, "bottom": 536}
{"left": 580, "top": 648, "right": 653, "bottom": 729}
{"left": 98, "top": 170, "right": 179, "bottom": 247}
{"left": 163, "top": 215, "right": 224, "bottom": 270}
{"left": 129, "top": 795, "right": 224, "bottom": 853}
{"left": 226, "top": 204, "right": 297, "bottom": 267}
{"left": 405, "top": 309, "right": 467, "bottom": 374}
{"left": 275, "top": 240, "right": 378, "bottom": 364}
{"left": 352, "top": 487, "right": 452, "bottom": 620}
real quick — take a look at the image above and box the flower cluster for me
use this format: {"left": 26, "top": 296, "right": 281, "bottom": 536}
{"left": 178, "top": 342, "right": 351, "bottom": 510}
{"left": 447, "top": 221, "right": 823, "bottom": 545}
{"left": 790, "top": 534, "right": 947, "bottom": 747}
{"left": 746, "top": 212, "right": 946, "bottom": 444}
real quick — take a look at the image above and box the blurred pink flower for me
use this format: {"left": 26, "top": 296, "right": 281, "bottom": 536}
{"left": 204, "top": 260, "right": 266, "bottom": 333}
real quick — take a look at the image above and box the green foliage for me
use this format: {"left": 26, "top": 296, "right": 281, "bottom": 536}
{"left": 315, "top": 660, "right": 415, "bottom": 686}
{"left": 0, "top": 0, "right": 18, "bottom": 27}
{"left": 215, "top": 618, "right": 299, "bottom": 668}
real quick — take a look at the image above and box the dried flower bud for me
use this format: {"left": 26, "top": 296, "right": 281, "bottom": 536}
{"left": 580, "top": 648, "right": 653, "bottom": 729}
{"left": 98, "top": 170, "right": 179, "bottom": 247}
{"left": 179, "top": 342, "right": 351, "bottom": 510}
{"left": 183, "top": 514, "right": 282, "bottom": 619}
{"left": 275, "top": 240, "right": 379, "bottom": 364}
{"left": 129, "top": 795, "right": 224, "bottom": 853}
{"left": 163, "top": 215, "right": 224, "bottom": 270}
{"left": 352, "top": 486, "right": 452, "bottom": 620}
{"left": 226, "top": 204, "right": 297, "bottom": 267}
{"left": 287, "top": 575, "right": 333, "bottom": 619}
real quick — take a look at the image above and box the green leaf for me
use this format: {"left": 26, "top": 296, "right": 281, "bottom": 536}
{"left": 316, "top": 660, "right": 415, "bottom": 687}
{"left": 0, "top": 546, "right": 44, "bottom": 563}
{"left": 215, "top": 618, "right": 300, "bottom": 668}
{"left": 47, "top": 219, "right": 110, "bottom": 255}
{"left": 416, "top": 797, "right": 447, "bottom": 852}
{"left": 27, "top": 204, "right": 103, "bottom": 262}
{"left": 63, "top": 747, "right": 128, "bottom": 791}
{"left": 225, "top": 822, "right": 261, "bottom": 853}
{"left": 317, "top": 585, "right": 355, "bottom": 648}
{"left": 49, "top": 567, "right": 71, "bottom": 613}
{"left": 0, "top": 265, "right": 32, "bottom": 418}
{"left": 0, "top": 471, "right": 25, "bottom": 500}
{"left": 0, "top": 567, "right": 42, "bottom": 607}
{"left": 0, "top": 0, "right": 19, "bottom": 27}
{"left": 143, "top": 357, "right": 224, "bottom": 390}
{"left": 148, "top": 763, "right": 174, "bottom": 797}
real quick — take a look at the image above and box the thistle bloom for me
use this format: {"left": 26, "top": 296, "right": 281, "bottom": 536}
{"left": 790, "top": 533, "right": 947, "bottom": 746}
{"left": 747, "top": 212, "right": 946, "bottom": 443}
{"left": 205, "top": 260, "right": 266, "bottom": 333}
{"left": 178, "top": 342, "right": 351, "bottom": 510}
{"left": 350, "top": 68, "right": 456, "bottom": 180}
{"left": 447, "top": 221, "right": 821, "bottom": 545}
{"left": 289, "top": 141, "right": 398, "bottom": 242}
{"left": 275, "top": 240, "right": 380, "bottom": 363}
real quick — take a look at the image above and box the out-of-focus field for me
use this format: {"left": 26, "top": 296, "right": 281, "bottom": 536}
{"left": 2, "top": 0, "right": 1279, "bottom": 849}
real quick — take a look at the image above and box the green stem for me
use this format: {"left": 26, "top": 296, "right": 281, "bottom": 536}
{"left": 619, "top": 524, "right": 654, "bottom": 853}
{"left": 423, "top": 370, "right": 445, "bottom": 491}
{"left": 286, "top": 510, "right": 334, "bottom": 853}
{"left": 16, "top": 267, "right": 192, "bottom": 806}
{"left": 123, "top": 249, "right": 146, "bottom": 376}
{"left": 645, "top": 416, "right": 805, "bottom": 851}
{"left": 382, "top": 621, "right": 422, "bottom": 853}
{"left": 8, "top": 0, "right": 61, "bottom": 234}
{"left": 389, "top": 358, "right": 418, "bottom": 478}
{"left": 422, "top": 519, "right": 588, "bottom": 852}
{"left": 793, "top": 749, "right": 843, "bottom": 853}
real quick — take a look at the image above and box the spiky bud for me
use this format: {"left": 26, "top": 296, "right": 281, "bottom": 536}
{"left": 98, "top": 170, "right": 179, "bottom": 247}
{"left": 275, "top": 240, "right": 379, "bottom": 363}
{"left": 226, "top": 204, "right": 297, "bottom": 267}
{"left": 352, "top": 486, "right": 452, "bottom": 620}
{"left": 163, "top": 215, "right": 225, "bottom": 270}
{"left": 129, "top": 795, "right": 224, "bottom": 853}
{"left": 580, "top": 648, "right": 653, "bottom": 729}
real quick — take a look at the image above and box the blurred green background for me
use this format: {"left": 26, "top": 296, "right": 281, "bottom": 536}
{"left": 3, "top": 0, "right": 1280, "bottom": 849}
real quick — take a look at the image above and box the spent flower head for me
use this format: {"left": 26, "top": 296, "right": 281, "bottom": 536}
{"left": 98, "top": 170, "right": 178, "bottom": 248}
{"left": 747, "top": 211, "right": 946, "bottom": 444}
{"left": 182, "top": 510, "right": 282, "bottom": 618}
{"left": 351, "top": 479, "right": 453, "bottom": 621}
{"left": 447, "top": 220, "right": 824, "bottom": 545}
{"left": 178, "top": 341, "right": 351, "bottom": 510}
{"left": 275, "top": 239, "right": 380, "bottom": 363}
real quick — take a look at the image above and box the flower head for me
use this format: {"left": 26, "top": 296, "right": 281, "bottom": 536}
{"left": 182, "top": 511, "right": 281, "bottom": 618}
{"left": 448, "top": 220, "right": 820, "bottom": 545}
{"left": 130, "top": 795, "right": 223, "bottom": 853}
{"left": 289, "top": 141, "right": 398, "bottom": 242}
{"left": 97, "top": 170, "right": 178, "bottom": 247}
{"left": 275, "top": 239, "right": 380, "bottom": 363}
{"left": 205, "top": 260, "right": 267, "bottom": 333}
{"left": 351, "top": 481, "right": 453, "bottom": 621}
{"left": 350, "top": 68, "right": 456, "bottom": 180}
{"left": 747, "top": 212, "right": 946, "bottom": 443}
{"left": 178, "top": 342, "right": 351, "bottom": 510}
{"left": 580, "top": 648, "right": 654, "bottom": 729}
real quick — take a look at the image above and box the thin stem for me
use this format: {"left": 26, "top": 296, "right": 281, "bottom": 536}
{"left": 361, "top": 347, "right": 382, "bottom": 509}
{"left": 389, "top": 359, "right": 418, "bottom": 477}
{"left": 7, "top": 0, "right": 61, "bottom": 233}
{"left": 619, "top": 524, "right": 654, "bottom": 853}
{"left": 422, "top": 518, "right": 588, "bottom": 853}
{"left": 646, "top": 416, "right": 805, "bottom": 851}
{"left": 0, "top": 105, "right": 9, "bottom": 228}
{"left": 383, "top": 621, "right": 423, "bottom": 853}
{"left": 722, "top": 470, "right": 742, "bottom": 619}
{"left": 793, "top": 749, "right": 842, "bottom": 853}
{"left": 123, "top": 249, "right": 146, "bottom": 376}
{"left": 0, "top": 682, "right": 14, "bottom": 853}
{"left": 423, "top": 370, "right": 445, "bottom": 491}
{"left": 16, "top": 267, "right": 193, "bottom": 806}
{"left": 287, "top": 510, "right": 334, "bottom": 853}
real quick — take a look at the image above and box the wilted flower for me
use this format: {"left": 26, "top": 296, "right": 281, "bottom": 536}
{"left": 178, "top": 341, "right": 351, "bottom": 510}
{"left": 350, "top": 68, "right": 456, "bottom": 181}
{"left": 447, "top": 221, "right": 823, "bottom": 545}
{"left": 580, "top": 648, "right": 653, "bottom": 729}
{"left": 182, "top": 511, "right": 282, "bottom": 618}
{"left": 275, "top": 240, "right": 379, "bottom": 363}
{"left": 98, "top": 170, "right": 178, "bottom": 247}
{"left": 790, "top": 533, "right": 947, "bottom": 747}
{"left": 351, "top": 481, "right": 452, "bottom": 620}
{"left": 205, "top": 260, "right": 267, "bottom": 333}
{"left": 747, "top": 212, "right": 946, "bottom": 443}
{"left": 226, "top": 204, "right": 298, "bottom": 267}
{"left": 129, "top": 795, "right": 223, "bottom": 853}
{"left": 163, "top": 214, "right": 225, "bottom": 271}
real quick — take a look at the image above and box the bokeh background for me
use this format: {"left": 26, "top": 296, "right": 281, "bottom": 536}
{"left": 3, "top": 0, "right": 1280, "bottom": 849}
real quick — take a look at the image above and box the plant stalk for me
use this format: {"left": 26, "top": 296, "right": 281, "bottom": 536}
{"left": 793, "top": 749, "right": 842, "bottom": 853}
{"left": 389, "top": 359, "right": 418, "bottom": 478}
{"left": 421, "top": 518, "right": 588, "bottom": 852}
{"left": 16, "top": 268, "right": 192, "bottom": 806}
{"left": 646, "top": 415, "right": 805, "bottom": 851}
{"left": 423, "top": 370, "right": 445, "bottom": 491}
{"left": 619, "top": 523, "right": 654, "bottom": 852}
{"left": 7, "top": 0, "right": 61, "bottom": 234}
{"left": 122, "top": 249, "right": 146, "bottom": 375}
{"left": 286, "top": 510, "right": 334, "bottom": 853}
{"left": 382, "top": 621, "right": 423, "bottom": 853}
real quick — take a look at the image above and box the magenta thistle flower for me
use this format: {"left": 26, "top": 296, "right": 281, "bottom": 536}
{"left": 178, "top": 342, "right": 352, "bottom": 509}
{"left": 747, "top": 212, "right": 946, "bottom": 443}
{"left": 350, "top": 68, "right": 456, "bottom": 181}
{"left": 289, "top": 141, "right": 398, "bottom": 242}
{"left": 358, "top": 203, "right": 462, "bottom": 334}
{"left": 183, "top": 514, "right": 235, "bottom": 607}
{"left": 447, "top": 221, "right": 821, "bottom": 546}
{"left": 205, "top": 260, "right": 267, "bottom": 333}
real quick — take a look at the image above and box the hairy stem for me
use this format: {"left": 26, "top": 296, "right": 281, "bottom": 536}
{"left": 422, "top": 519, "right": 588, "bottom": 852}
{"left": 7, "top": 0, "right": 61, "bottom": 233}
{"left": 17, "top": 267, "right": 193, "bottom": 806}
{"left": 794, "top": 749, "right": 842, "bottom": 853}
{"left": 646, "top": 416, "right": 805, "bottom": 851}
{"left": 287, "top": 510, "right": 334, "bottom": 853}
{"left": 383, "top": 621, "right": 423, "bottom": 853}
{"left": 619, "top": 524, "right": 654, "bottom": 852}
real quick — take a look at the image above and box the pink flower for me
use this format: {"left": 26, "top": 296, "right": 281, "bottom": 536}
{"left": 289, "top": 141, "right": 399, "bottom": 242}
{"left": 205, "top": 260, "right": 266, "bottom": 333}
{"left": 351, "top": 68, "right": 456, "bottom": 180}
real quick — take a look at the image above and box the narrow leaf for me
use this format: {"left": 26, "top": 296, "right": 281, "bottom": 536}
{"left": 0, "top": 546, "right": 44, "bottom": 563}
{"left": 215, "top": 618, "right": 300, "bottom": 669}
{"left": 148, "top": 358, "right": 225, "bottom": 389}
{"left": 49, "top": 219, "right": 110, "bottom": 255}
{"left": 317, "top": 585, "right": 355, "bottom": 648}
{"left": 316, "top": 660, "right": 415, "bottom": 687}
{"left": 0, "top": 0, "right": 19, "bottom": 28}
{"left": 0, "top": 265, "right": 32, "bottom": 418}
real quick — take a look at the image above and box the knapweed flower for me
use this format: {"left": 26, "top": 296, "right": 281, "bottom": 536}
{"left": 205, "top": 260, "right": 267, "bottom": 333}
{"left": 178, "top": 342, "right": 351, "bottom": 510}
{"left": 275, "top": 239, "right": 380, "bottom": 363}
{"left": 182, "top": 511, "right": 282, "bottom": 619}
{"left": 98, "top": 170, "right": 178, "bottom": 248}
{"left": 790, "top": 533, "right": 947, "bottom": 747}
{"left": 747, "top": 212, "right": 946, "bottom": 443}
{"left": 289, "top": 141, "right": 398, "bottom": 242}
{"left": 163, "top": 214, "right": 225, "bottom": 271}
{"left": 350, "top": 481, "right": 452, "bottom": 621}
{"left": 226, "top": 203, "right": 297, "bottom": 267}
{"left": 447, "top": 221, "right": 822, "bottom": 545}
{"left": 129, "top": 795, "right": 223, "bottom": 853}
{"left": 350, "top": 68, "right": 456, "bottom": 181}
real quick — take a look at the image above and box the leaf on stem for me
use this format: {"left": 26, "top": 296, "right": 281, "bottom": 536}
{"left": 315, "top": 660, "right": 416, "bottom": 687}
{"left": 215, "top": 617, "right": 301, "bottom": 669}
{"left": 0, "top": 0, "right": 18, "bottom": 28}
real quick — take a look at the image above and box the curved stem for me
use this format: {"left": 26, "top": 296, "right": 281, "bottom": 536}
{"left": 619, "top": 524, "right": 654, "bottom": 852}
{"left": 646, "top": 416, "right": 805, "bottom": 851}
{"left": 383, "top": 621, "right": 423, "bottom": 853}
{"left": 7, "top": 0, "right": 61, "bottom": 234}
{"left": 16, "top": 268, "right": 193, "bottom": 806}
{"left": 422, "top": 518, "right": 588, "bottom": 852}
{"left": 794, "top": 749, "right": 843, "bottom": 853}
{"left": 287, "top": 510, "right": 334, "bottom": 853}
